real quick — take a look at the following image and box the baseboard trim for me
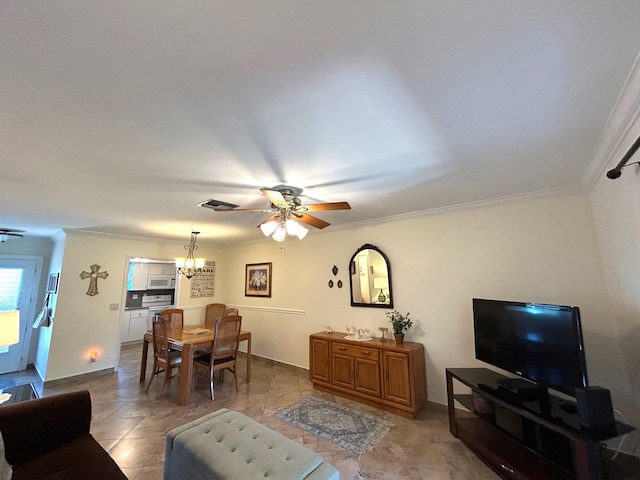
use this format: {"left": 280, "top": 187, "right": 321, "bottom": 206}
{"left": 43, "top": 367, "right": 115, "bottom": 387}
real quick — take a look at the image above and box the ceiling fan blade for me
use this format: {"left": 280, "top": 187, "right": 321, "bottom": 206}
{"left": 303, "top": 202, "right": 351, "bottom": 212}
{"left": 260, "top": 188, "right": 288, "bottom": 208}
{"left": 296, "top": 213, "right": 330, "bottom": 229}
{"left": 257, "top": 214, "right": 280, "bottom": 227}
{"left": 212, "top": 208, "right": 271, "bottom": 212}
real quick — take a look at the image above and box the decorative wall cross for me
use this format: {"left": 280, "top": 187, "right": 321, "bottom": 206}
{"left": 79, "top": 264, "right": 109, "bottom": 296}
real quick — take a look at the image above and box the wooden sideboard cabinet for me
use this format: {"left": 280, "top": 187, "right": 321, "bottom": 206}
{"left": 309, "top": 332, "right": 427, "bottom": 418}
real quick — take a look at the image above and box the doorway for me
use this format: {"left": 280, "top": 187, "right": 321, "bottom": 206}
{"left": 0, "top": 256, "right": 41, "bottom": 374}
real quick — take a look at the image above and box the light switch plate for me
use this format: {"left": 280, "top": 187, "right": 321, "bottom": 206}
{"left": 109, "top": 303, "right": 119, "bottom": 311}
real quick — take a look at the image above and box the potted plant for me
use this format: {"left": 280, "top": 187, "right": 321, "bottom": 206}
{"left": 386, "top": 310, "right": 413, "bottom": 345}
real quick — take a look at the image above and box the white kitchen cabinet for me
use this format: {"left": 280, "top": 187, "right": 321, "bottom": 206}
{"left": 121, "top": 309, "right": 149, "bottom": 343}
{"left": 148, "top": 263, "right": 175, "bottom": 275}
{"left": 128, "top": 309, "right": 149, "bottom": 341}
{"left": 129, "top": 263, "right": 149, "bottom": 290}
{"left": 120, "top": 310, "right": 131, "bottom": 342}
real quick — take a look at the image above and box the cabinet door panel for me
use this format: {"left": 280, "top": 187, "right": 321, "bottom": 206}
{"left": 120, "top": 311, "right": 131, "bottom": 342}
{"left": 131, "top": 264, "right": 149, "bottom": 290}
{"left": 129, "top": 315, "right": 148, "bottom": 340}
{"left": 310, "top": 339, "right": 330, "bottom": 383}
{"left": 332, "top": 354, "right": 355, "bottom": 389}
{"left": 383, "top": 351, "right": 412, "bottom": 405}
{"left": 355, "top": 358, "right": 381, "bottom": 397}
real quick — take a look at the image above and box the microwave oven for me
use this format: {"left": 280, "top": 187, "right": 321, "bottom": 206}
{"left": 147, "top": 274, "right": 176, "bottom": 289}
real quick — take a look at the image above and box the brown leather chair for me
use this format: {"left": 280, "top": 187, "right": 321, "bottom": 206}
{"left": 146, "top": 315, "right": 182, "bottom": 395}
{"left": 193, "top": 315, "right": 242, "bottom": 400}
{"left": 0, "top": 391, "right": 127, "bottom": 479}
{"left": 204, "top": 303, "right": 226, "bottom": 327}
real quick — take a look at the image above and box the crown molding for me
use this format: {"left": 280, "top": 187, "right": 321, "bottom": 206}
{"left": 325, "top": 184, "right": 582, "bottom": 234}
{"left": 581, "top": 51, "right": 640, "bottom": 191}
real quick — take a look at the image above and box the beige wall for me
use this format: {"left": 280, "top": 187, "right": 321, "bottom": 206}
{"left": 41, "top": 232, "right": 226, "bottom": 381}
{"left": 223, "top": 194, "right": 627, "bottom": 416}
{"left": 9, "top": 190, "right": 636, "bottom": 430}
{"left": 589, "top": 130, "right": 640, "bottom": 426}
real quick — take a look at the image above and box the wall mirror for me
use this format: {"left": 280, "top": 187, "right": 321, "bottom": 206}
{"left": 349, "top": 244, "right": 393, "bottom": 308}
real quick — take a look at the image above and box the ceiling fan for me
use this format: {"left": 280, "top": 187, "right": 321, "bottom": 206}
{"left": 200, "top": 187, "right": 351, "bottom": 240}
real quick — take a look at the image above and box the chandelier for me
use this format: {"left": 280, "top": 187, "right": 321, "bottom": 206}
{"left": 175, "top": 231, "right": 205, "bottom": 279}
{"left": 259, "top": 209, "right": 308, "bottom": 242}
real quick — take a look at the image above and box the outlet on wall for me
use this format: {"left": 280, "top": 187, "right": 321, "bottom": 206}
{"left": 109, "top": 303, "right": 119, "bottom": 311}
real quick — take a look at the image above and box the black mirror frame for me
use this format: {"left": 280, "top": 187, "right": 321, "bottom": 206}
{"left": 348, "top": 243, "right": 393, "bottom": 309}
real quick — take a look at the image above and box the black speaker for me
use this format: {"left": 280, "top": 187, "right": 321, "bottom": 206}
{"left": 575, "top": 386, "right": 616, "bottom": 432}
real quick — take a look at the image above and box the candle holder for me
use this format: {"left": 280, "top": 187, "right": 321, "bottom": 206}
{"left": 378, "top": 327, "right": 388, "bottom": 341}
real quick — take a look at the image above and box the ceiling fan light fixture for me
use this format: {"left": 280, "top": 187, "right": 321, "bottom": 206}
{"left": 296, "top": 226, "right": 308, "bottom": 240}
{"left": 211, "top": 186, "right": 350, "bottom": 241}
{"left": 260, "top": 221, "right": 278, "bottom": 237}
{"left": 285, "top": 219, "right": 308, "bottom": 239}
{"left": 285, "top": 219, "right": 299, "bottom": 235}
{"left": 272, "top": 225, "right": 286, "bottom": 242}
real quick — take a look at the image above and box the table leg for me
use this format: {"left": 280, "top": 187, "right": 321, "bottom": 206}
{"left": 140, "top": 338, "right": 150, "bottom": 383}
{"left": 178, "top": 344, "right": 194, "bottom": 406}
{"left": 245, "top": 333, "right": 251, "bottom": 384}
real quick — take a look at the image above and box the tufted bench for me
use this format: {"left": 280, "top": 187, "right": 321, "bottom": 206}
{"left": 164, "top": 409, "right": 340, "bottom": 480}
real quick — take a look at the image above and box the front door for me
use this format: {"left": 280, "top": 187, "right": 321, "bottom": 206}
{"left": 0, "top": 257, "right": 39, "bottom": 374}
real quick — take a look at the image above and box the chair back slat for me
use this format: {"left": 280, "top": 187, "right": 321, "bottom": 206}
{"left": 158, "top": 308, "right": 184, "bottom": 329}
{"left": 146, "top": 314, "right": 181, "bottom": 394}
{"left": 211, "top": 315, "right": 242, "bottom": 363}
{"left": 205, "top": 303, "right": 226, "bottom": 327}
{"left": 225, "top": 307, "right": 239, "bottom": 316}
{"left": 152, "top": 316, "right": 171, "bottom": 361}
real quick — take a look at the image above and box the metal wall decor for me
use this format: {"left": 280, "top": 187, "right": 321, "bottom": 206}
{"left": 79, "top": 264, "right": 108, "bottom": 296}
{"left": 328, "top": 266, "right": 343, "bottom": 288}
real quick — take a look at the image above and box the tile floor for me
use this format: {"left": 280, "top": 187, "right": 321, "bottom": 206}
{"left": 3, "top": 344, "right": 499, "bottom": 480}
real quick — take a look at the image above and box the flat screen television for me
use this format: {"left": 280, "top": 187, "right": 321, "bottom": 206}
{"left": 473, "top": 298, "right": 588, "bottom": 396}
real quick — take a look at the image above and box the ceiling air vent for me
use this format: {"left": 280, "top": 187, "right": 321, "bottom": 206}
{"left": 197, "top": 199, "right": 239, "bottom": 210}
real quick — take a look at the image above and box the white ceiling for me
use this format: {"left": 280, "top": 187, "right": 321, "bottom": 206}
{"left": 2, "top": 2, "right": 640, "bottom": 245}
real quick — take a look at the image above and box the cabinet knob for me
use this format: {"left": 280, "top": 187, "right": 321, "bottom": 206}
{"left": 338, "top": 347, "right": 346, "bottom": 351}
{"left": 361, "top": 351, "right": 370, "bottom": 355}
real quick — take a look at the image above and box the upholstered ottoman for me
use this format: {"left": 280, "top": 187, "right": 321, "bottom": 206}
{"left": 164, "top": 409, "right": 340, "bottom": 480}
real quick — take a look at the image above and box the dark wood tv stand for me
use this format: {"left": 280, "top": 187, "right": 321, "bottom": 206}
{"left": 446, "top": 368, "right": 635, "bottom": 480}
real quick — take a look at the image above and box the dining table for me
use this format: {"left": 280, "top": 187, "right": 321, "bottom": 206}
{"left": 139, "top": 324, "right": 252, "bottom": 406}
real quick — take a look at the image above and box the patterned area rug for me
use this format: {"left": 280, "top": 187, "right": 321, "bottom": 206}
{"left": 274, "top": 396, "right": 390, "bottom": 455}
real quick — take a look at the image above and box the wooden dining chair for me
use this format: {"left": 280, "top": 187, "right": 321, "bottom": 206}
{"left": 193, "top": 315, "right": 242, "bottom": 400}
{"left": 225, "top": 307, "right": 239, "bottom": 316}
{"left": 146, "top": 315, "right": 182, "bottom": 395}
{"left": 204, "top": 303, "right": 226, "bottom": 327}
{"left": 158, "top": 308, "right": 184, "bottom": 329}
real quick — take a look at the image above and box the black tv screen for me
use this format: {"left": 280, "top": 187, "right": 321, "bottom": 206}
{"left": 473, "top": 298, "right": 588, "bottom": 396}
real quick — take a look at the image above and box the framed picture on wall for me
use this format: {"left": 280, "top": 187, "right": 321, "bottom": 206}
{"left": 245, "top": 262, "right": 272, "bottom": 297}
